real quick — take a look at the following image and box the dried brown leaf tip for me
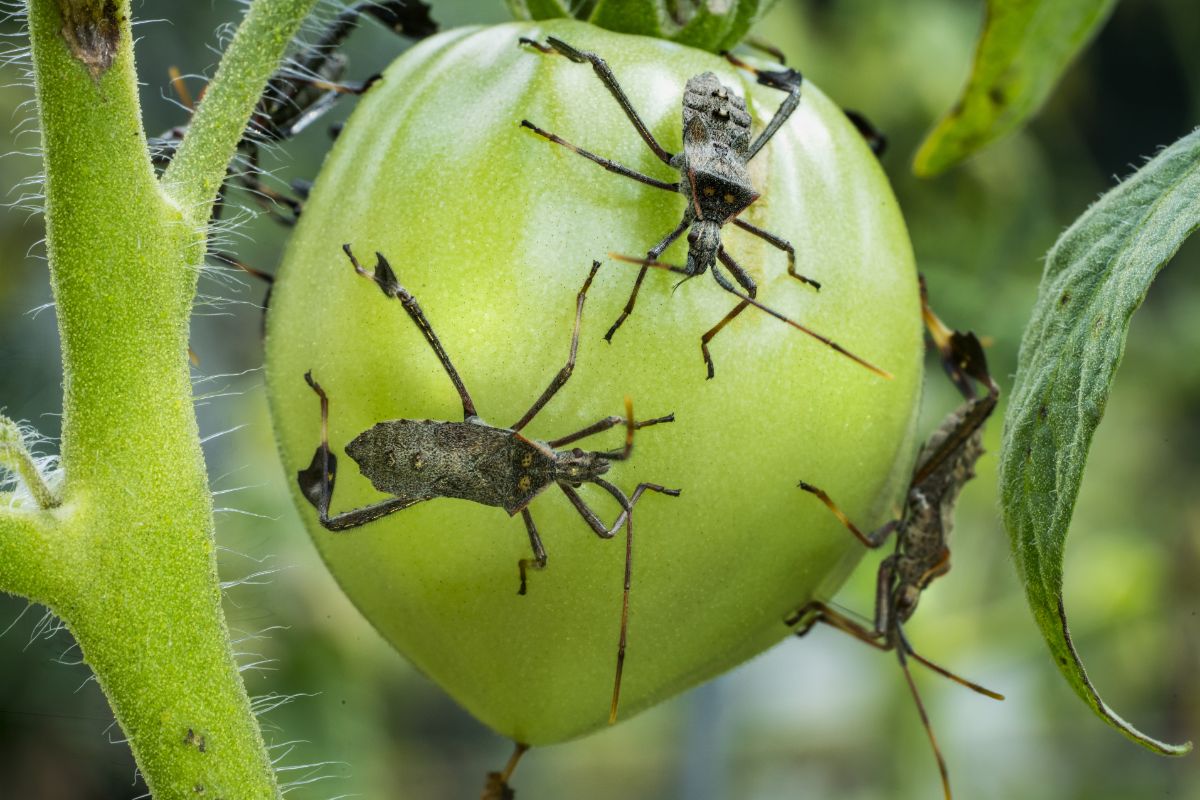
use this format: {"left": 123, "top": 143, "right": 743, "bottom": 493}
{"left": 56, "top": 0, "right": 121, "bottom": 79}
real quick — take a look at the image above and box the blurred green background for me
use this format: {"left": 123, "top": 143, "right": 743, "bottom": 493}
{"left": 1, "top": 0, "right": 1198, "bottom": 797}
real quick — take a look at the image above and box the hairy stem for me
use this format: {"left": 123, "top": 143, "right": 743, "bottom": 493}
{"left": 163, "top": 0, "right": 319, "bottom": 221}
{"left": 0, "top": 505, "right": 62, "bottom": 603}
{"left": 18, "top": 0, "right": 318, "bottom": 795}
{"left": 0, "top": 415, "right": 59, "bottom": 509}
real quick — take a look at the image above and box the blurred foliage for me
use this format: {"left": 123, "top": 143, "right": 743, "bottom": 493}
{"left": 913, "top": 0, "right": 1118, "bottom": 177}
{"left": 0, "top": 0, "right": 1197, "bottom": 798}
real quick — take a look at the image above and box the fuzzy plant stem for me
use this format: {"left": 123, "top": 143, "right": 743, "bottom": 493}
{"left": 0, "top": 0, "right": 317, "bottom": 796}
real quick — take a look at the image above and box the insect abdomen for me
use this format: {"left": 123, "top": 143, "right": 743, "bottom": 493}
{"left": 345, "top": 420, "right": 517, "bottom": 508}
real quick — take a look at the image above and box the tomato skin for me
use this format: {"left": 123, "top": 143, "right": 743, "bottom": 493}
{"left": 266, "top": 20, "right": 923, "bottom": 745}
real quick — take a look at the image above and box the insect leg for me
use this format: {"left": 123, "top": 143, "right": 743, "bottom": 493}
{"left": 723, "top": 52, "right": 803, "bottom": 162}
{"left": 725, "top": 44, "right": 887, "bottom": 156}
{"left": 560, "top": 479, "right": 680, "bottom": 723}
{"left": 209, "top": 251, "right": 275, "bottom": 337}
{"left": 713, "top": 250, "right": 892, "bottom": 379}
{"left": 512, "top": 261, "right": 601, "bottom": 432}
{"left": 312, "top": 1, "right": 437, "bottom": 52}
{"left": 797, "top": 480, "right": 900, "bottom": 549}
{"left": 842, "top": 109, "right": 888, "bottom": 157}
{"left": 559, "top": 481, "right": 679, "bottom": 540}
{"left": 732, "top": 217, "right": 820, "bottom": 290}
{"left": 877, "top": 554, "right": 1002, "bottom": 697}
{"left": 603, "top": 218, "right": 691, "bottom": 342}
{"left": 297, "top": 372, "right": 423, "bottom": 531}
{"left": 786, "top": 599, "right": 955, "bottom": 799}
{"left": 517, "top": 509, "right": 547, "bottom": 596}
{"left": 585, "top": 480, "right": 681, "bottom": 537}
{"left": 342, "top": 244, "right": 479, "bottom": 419}
{"left": 785, "top": 600, "right": 889, "bottom": 650}
{"left": 610, "top": 509, "right": 634, "bottom": 724}
{"left": 894, "top": 642, "right": 955, "bottom": 800}
{"left": 520, "top": 37, "right": 676, "bottom": 164}
{"left": 895, "top": 626, "right": 1005, "bottom": 700}
{"left": 742, "top": 37, "right": 788, "bottom": 65}
{"left": 519, "top": 121, "right": 679, "bottom": 192}
{"left": 698, "top": 299, "right": 751, "bottom": 380}
{"left": 235, "top": 139, "right": 305, "bottom": 226}
{"left": 716, "top": 248, "right": 758, "bottom": 298}
{"left": 264, "top": 0, "right": 436, "bottom": 140}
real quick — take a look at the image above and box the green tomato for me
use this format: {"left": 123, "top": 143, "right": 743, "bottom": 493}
{"left": 266, "top": 19, "right": 922, "bottom": 746}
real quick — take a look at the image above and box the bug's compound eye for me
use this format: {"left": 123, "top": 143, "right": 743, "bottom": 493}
{"left": 571, "top": 447, "right": 584, "bottom": 457}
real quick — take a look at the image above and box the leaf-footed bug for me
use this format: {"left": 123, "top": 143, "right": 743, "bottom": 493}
{"left": 154, "top": 0, "right": 437, "bottom": 226}
{"left": 786, "top": 280, "right": 1002, "bottom": 800}
{"left": 298, "top": 247, "right": 679, "bottom": 722}
{"left": 518, "top": 36, "right": 890, "bottom": 381}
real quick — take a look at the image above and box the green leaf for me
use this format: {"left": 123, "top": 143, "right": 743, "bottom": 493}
{"left": 999, "top": 128, "right": 1200, "bottom": 755}
{"left": 914, "top": 0, "right": 1117, "bottom": 177}
{"left": 505, "top": 0, "right": 780, "bottom": 53}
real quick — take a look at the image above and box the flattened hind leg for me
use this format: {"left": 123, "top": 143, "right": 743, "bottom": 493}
{"left": 298, "top": 371, "right": 424, "bottom": 532}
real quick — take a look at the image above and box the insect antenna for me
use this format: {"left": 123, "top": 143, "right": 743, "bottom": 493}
{"left": 601, "top": 396, "right": 636, "bottom": 461}
{"left": 609, "top": 253, "right": 892, "bottom": 379}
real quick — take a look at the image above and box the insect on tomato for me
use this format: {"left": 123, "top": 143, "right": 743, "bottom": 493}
{"left": 266, "top": 19, "right": 924, "bottom": 745}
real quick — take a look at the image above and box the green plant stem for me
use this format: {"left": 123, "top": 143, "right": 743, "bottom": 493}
{"left": 0, "top": 506, "right": 59, "bottom": 603}
{"left": 163, "top": 0, "right": 319, "bottom": 221}
{"left": 17, "top": 0, "right": 317, "bottom": 795}
{"left": 0, "top": 415, "right": 59, "bottom": 508}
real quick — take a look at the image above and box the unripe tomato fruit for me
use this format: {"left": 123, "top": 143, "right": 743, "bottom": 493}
{"left": 266, "top": 19, "right": 923, "bottom": 745}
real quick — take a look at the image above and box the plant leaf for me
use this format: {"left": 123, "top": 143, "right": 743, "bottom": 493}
{"left": 914, "top": 0, "right": 1117, "bottom": 177}
{"left": 999, "top": 128, "right": 1200, "bottom": 755}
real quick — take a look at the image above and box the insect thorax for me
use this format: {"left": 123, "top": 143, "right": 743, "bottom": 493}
{"left": 344, "top": 419, "right": 556, "bottom": 513}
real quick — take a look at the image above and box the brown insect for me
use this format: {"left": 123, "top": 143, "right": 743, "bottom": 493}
{"left": 519, "top": 37, "right": 889, "bottom": 381}
{"left": 787, "top": 280, "right": 1002, "bottom": 800}
{"left": 153, "top": 0, "right": 437, "bottom": 225}
{"left": 298, "top": 247, "right": 679, "bottom": 724}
